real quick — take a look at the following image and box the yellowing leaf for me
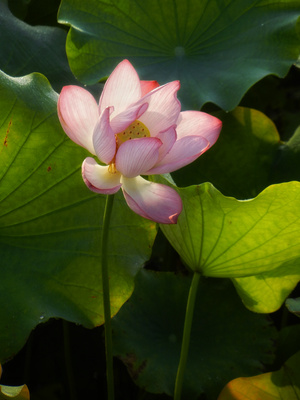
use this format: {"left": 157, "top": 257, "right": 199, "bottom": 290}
{"left": 218, "top": 351, "right": 300, "bottom": 400}
{"left": 0, "top": 385, "right": 30, "bottom": 400}
{"left": 0, "top": 365, "right": 29, "bottom": 400}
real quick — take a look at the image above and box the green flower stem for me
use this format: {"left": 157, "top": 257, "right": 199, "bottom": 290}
{"left": 174, "top": 272, "right": 201, "bottom": 400}
{"left": 101, "top": 194, "right": 115, "bottom": 400}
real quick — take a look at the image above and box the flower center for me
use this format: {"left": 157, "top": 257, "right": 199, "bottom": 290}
{"left": 116, "top": 119, "right": 150, "bottom": 147}
{"left": 108, "top": 120, "right": 150, "bottom": 174}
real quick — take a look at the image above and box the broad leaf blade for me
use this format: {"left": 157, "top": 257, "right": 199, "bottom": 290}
{"left": 0, "top": 364, "right": 29, "bottom": 400}
{"left": 161, "top": 181, "right": 300, "bottom": 277}
{"left": 158, "top": 180, "right": 300, "bottom": 312}
{"left": 0, "top": 0, "right": 75, "bottom": 91}
{"left": 58, "top": 0, "right": 300, "bottom": 110}
{"left": 232, "top": 269, "right": 300, "bottom": 313}
{"left": 218, "top": 351, "right": 300, "bottom": 400}
{"left": 112, "top": 270, "right": 276, "bottom": 400}
{"left": 0, "top": 385, "right": 30, "bottom": 400}
{"left": 0, "top": 71, "right": 156, "bottom": 362}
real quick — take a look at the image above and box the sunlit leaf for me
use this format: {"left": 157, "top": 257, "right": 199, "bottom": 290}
{"left": 0, "top": 365, "right": 29, "bottom": 400}
{"left": 232, "top": 269, "right": 300, "bottom": 313}
{"left": 112, "top": 270, "right": 276, "bottom": 400}
{"left": 58, "top": 0, "right": 300, "bottom": 110}
{"left": 160, "top": 181, "right": 300, "bottom": 277}
{"left": 0, "top": 71, "right": 156, "bottom": 362}
{"left": 218, "top": 351, "right": 300, "bottom": 400}
{"left": 157, "top": 180, "right": 300, "bottom": 312}
{"left": 0, "top": 385, "right": 30, "bottom": 400}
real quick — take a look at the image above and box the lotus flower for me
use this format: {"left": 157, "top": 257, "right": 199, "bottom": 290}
{"left": 57, "top": 60, "right": 222, "bottom": 224}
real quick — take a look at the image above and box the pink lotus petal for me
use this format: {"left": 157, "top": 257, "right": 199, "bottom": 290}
{"left": 121, "top": 176, "right": 182, "bottom": 224}
{"left": 155, "top": 125, "right": 177, "bottom": 164}
{"left": 116, "top": 137, "right": 162, "bottom": 178}
{"left": 93, "top": 107, "right": 116, "bottom": 164}
{"left": 58, "top": 86, "right": 98, "bottom": 154}
{"left": 99, "top": 60, "right": 142, "bottom": 117}
{"left": 146, "top": 136, "right": 209, "bottom": 175}
{"left": 82, "top": 157, "right": 122, "bottom": 194}
{"left": 176, "top": 111, "right": 222, "bottom": 146}
{"left": 138, "top": 81, "right": 181, "bottom": 136}
{"left": 110, "top": 102, "right": 148, "bottom": 133}
{"left": 140, "top": 80, "right": 160, "bottom": 96}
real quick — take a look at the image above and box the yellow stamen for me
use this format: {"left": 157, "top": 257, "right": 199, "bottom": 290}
{"left": 108, "top": 162, "right": 117, "bottom": 174}
{"left": 116, "top": 119, "right": 150, "bottom": 147}
{"left": 109, "top": 120, "right": 150, "bottom": 173}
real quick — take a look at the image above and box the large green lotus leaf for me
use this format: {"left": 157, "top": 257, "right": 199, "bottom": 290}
{"left": 172, "top": 107, "right": 281, "bottom": 199}
{"left": 0, "top": 0, "right": 75, "bottom": 91}
{"left": 231, "top": 267, "right": 300, "bottom": 313}
{"left": 58, "top": 0, "right": 300, "bottom": 110}
{"left": 157, "top": 180, "right": 300, "bottom": 312}
{"left": 0, "top": 71, "right": 156, "bottom": 362}
{"left": 0, "top": 364, "right": 30, "bottom": 399}
{"left": 160, "top": 181, "right": 300, "bottom": 277}
{"left": 0, "top": 385, "right": 30, "bottom": 400}
{"left": 112, "top": 270, "right": 276, "bottom": 399}
{"left": 218, "top": 351, "right": 300, "bottom": 400}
